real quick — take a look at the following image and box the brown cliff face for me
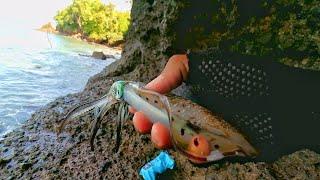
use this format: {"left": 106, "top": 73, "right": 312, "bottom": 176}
{"left": 1, "top": 0, "right": 320, "bottom": 179}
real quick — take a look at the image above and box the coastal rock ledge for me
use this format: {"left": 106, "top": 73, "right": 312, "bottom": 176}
{"left": 1, "top": 0, "right": 320, "bottom": 179}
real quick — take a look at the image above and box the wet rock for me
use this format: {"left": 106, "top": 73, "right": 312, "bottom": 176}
{"left": 91, "top": 51, "right": 115, "bottom": 60}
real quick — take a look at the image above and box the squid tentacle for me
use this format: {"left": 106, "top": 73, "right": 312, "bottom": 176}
{"left": 90, "top": 99, "right": 118, "bottom": 151}
{"left": 114, "top": 102, "right": 130, "bottom": 152}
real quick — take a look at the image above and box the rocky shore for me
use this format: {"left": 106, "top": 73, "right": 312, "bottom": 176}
{"left": 1, "top": 0, "right": 320, "bottom": 179}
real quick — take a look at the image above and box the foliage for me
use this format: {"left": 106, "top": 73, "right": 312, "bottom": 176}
{"left": 39, "top": 22, "right": 56, "bottom": 33}
{"left": 54, "top": 0, "right": 130, "bottom": 45}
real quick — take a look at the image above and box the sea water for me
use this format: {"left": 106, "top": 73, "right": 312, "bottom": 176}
{"left": 0, "top": 29, "right": 119, "bottom": 136}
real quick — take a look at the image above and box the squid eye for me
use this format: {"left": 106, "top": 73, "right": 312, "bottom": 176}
{"left": 180, "top": 128, "right": 185, "bottom": 136}
{"left": 116, "top": 89, "right": 122, "bottom": 99}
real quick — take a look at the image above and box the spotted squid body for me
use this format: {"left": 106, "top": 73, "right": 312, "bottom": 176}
{"left": 58, "top": 81, "right": 258, "bottom": 163}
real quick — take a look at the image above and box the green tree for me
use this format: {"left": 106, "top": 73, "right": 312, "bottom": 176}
{"left": 54, "top": 0, "right": 130, "bottom": 45}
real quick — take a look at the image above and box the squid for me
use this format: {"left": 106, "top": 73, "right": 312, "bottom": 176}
{"left": 57, "top": 81, "right": 258, "bottom": 163}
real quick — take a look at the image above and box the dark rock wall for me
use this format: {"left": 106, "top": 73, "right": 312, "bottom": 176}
{"left": 173, "top": 0, "right": 320, "bottom": 69}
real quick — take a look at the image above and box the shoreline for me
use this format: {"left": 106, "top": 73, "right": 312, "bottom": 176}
{"left": 37, "top": 29, "right": 123, "bottom": 52}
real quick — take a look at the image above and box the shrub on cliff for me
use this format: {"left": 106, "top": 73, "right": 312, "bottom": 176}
{"left": 54, "top": 0, "right": 130, "bottom": 45}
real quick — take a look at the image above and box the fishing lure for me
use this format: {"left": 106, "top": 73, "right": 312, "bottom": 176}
{"left": 58, "top": 81, "right": 258, "bottom": 163}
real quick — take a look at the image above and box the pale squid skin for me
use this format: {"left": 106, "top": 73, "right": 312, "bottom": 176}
{"left": 117, "top": 81, "right": 258, "bottom": 163}
{"left": 169, "top": 96, "right": 258, "bottom": 162}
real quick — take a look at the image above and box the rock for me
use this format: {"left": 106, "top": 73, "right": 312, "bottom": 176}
{"left": 271, "top": 150, "right": 320, "bottom": 179}
{"left": 71, "top": 33, "right": 82, "bottom": 40}
{"left": 91, "top": 51, "right": 115, "bottom": 60}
